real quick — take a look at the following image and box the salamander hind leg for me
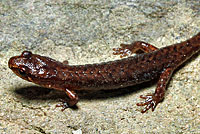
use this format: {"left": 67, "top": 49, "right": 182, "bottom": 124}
{"left": 137, "top": 68, "right": 173, "bottom": 113}
{"left": 113, "top": 41, "right": 158, "bottom": 58}
{"left": 56, "top": 89, "right": 79, "bottom": 111}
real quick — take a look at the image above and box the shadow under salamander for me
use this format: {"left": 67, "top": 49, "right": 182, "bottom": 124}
{"left": 14, "top": 80, "right": 155, "bottom": 110}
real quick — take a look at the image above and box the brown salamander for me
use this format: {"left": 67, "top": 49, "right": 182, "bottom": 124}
{"left": 8, "top": 32, "right": 200, "bottom": 113}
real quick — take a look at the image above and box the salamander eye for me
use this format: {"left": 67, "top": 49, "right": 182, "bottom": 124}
{"left": 18, "top": 69, "right": 27, "bottom": 76}
{"left": 21, "top": 51, "right": 32, "bottom": 58}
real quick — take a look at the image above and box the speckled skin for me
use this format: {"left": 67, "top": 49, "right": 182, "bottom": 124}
{"left": 8, "top": 32, "right": 200, "bottom": 113}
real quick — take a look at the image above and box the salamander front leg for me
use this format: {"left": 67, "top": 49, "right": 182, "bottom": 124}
{"left": 113, "top": 41, "right": 158, "bottom": 58}
{"left": 137, "top": 68, "right": 173, "bottom": 113}
{"left": 56, "top": 89, "right": 79, "bottom": 111}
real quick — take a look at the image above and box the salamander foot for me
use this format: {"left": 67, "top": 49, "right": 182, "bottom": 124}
{"left": 113, "top": 44, "right": 133, "bottom": 58}
{"left": 56, "top": 99, "right": 70, "bottom": 111}
{"left": 136, "top": 94, "right": 160, "bottom": 113}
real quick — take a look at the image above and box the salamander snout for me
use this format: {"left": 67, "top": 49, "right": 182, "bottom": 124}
{"left": 8, "top": 51, "right": 32, "bottom": 69}
{"left": 8, "top": 51, "right": 33, "bottom": 82}
{"left": 8, "top": 56, "right": 15, "bottom": 69}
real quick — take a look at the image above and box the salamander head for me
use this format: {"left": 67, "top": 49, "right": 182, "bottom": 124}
{"left": 8, "top": 51, "right": 59, "bottom": 83}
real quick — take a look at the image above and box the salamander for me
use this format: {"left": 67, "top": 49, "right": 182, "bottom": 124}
{"left": 8, "top": 32, "right": 200, "bottom": 113}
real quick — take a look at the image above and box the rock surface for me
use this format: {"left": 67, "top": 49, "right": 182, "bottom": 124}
{"left": 0, "top": 0, "right": 199, "bottom": 133}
